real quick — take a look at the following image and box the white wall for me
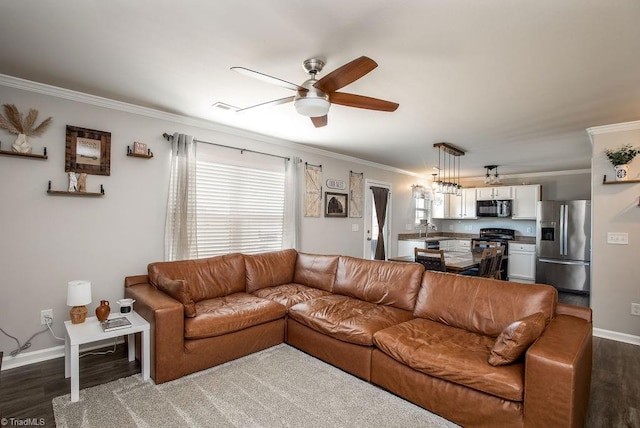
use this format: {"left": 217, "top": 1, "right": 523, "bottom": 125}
{"left": 0, "top": 79, "right": 418, "bottom": 365}
{"left": 589, "top": 121, "right": 640, "bottom": 341}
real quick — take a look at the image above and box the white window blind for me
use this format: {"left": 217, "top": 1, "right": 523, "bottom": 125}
{"left": 195, "top": 159, "right": 285, "bottom": 257}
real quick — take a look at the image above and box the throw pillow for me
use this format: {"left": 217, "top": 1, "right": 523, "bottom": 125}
{"left": 156, "top": 275, "right": 196, "bottom": 317}
{"left": 488, "top": 312, "right": 546, "bottom": 366}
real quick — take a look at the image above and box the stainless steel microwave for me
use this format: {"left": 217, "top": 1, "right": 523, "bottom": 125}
{"left": 476, "top": 200, "right": 512, "bottom": 217}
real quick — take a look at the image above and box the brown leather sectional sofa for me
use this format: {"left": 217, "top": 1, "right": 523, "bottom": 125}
{"left": 124, "top": 249, "right": 592, "bottom": 427}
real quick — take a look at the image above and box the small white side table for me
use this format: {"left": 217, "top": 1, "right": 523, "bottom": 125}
{"left": 64, "top": 311, "right": 150, "bottom": 402}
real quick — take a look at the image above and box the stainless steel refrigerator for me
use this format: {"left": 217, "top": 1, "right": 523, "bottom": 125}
{"left": 536, "top": 200, "right": 591, "bottom": 294}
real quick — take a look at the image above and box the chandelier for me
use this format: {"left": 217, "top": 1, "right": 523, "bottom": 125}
{"left": 433, "top": 142, "right": 465, "bottom": 195}
{"left": 484, "top": 165, "right": 501, "bottom": 185}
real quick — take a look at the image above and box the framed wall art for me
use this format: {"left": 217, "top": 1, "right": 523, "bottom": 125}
{"left": 65, "top": 125, "right": 111, "bottom": 176}
{"left": 324, "top": 192, "right": 348, "bottom": 218}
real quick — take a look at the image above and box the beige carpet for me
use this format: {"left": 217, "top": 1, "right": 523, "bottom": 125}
{"left": 53, "top": 344, "right": 458, "bottom": 427}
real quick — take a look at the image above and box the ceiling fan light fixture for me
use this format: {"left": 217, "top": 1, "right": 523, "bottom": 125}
{"left": 294, "top": 97, "right": 330, "bottom": 117}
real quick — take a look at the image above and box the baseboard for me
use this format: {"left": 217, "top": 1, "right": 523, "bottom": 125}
{"left": 1, "top": 338, "right": 124, "bottom": 371}
{"left": 593, "top": 328, "right": 640, "bottom": 346}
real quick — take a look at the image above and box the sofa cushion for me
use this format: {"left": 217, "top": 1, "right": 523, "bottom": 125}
{"left": 244, "top": 249, "right": 298, "bottom": 293}
{"left": 155, "top": 275, "right": 196, "bottom": 317}
{"left": 288, "top": 295, "right": 414, "bottom": 346}
{"left": 333, "top": 256, "right": 424, "bottom": 311}
{"left": 414, "top": 271, "right": 557, "bottom": 337}
{"left": 373, "top": 318, "right": 524, "bottom": 402}
{"left": 148, "top": 253, "right": 246, "bottom": 302}
{"left": 252, "top": 283, "right": 333, "bottom": 309}
{"left": 489, "top": 312, "right": 547, "bottom": 366}
{"left": 184, "top": 292, "right": 286, "bottom": 339}
{"left": 293, "top": 252, "right": 339, "bottom": 292}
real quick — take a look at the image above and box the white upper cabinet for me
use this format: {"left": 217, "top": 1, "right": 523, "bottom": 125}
{"left": 431, "top": 193, "right": 450, "bottom": 219}
{"left": 476, "top": 186, "right": 512, "bottom": 200}
{"left": 511, "top": 185, "right": 541, "bottom": 220}
{"left": 451, "top": 188, "right": 477, "bottom": 219}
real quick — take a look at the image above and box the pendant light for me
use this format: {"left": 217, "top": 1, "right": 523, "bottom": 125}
{"left": 433, "top": 142, "right": 465, "bottom": 194}
{"left": 483, "top": 165, "right": 501, "bottom": 185}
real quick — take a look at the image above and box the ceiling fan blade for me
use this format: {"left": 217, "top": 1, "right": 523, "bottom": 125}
{"left": 330, "top": 92, "right": 399, "bottom": 112}
{"left": 310, "top": 115, "right": 327, "bottom": 128}
{"left": 231, "top": 67, "right": 307, "bottom": 92}
{"left": 314, "top": 56, "right": 377, "bottom": 93}
{"left": 236, "top": 96, "right": 295, "bottom": 113}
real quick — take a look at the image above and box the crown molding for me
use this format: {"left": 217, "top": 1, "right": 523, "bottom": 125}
{"left": 464, "top": 168, "right": 591, "bottom": 182}
{"left": 587, "top": 120, "right": 640, "bottom": 136}
{"left": 587, "top": 120, "right": 640, "bottom": 145}
{"left": 0, "top": 74, "right": 417, "bottom": 177}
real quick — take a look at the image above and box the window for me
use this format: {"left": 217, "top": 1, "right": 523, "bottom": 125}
{"left": 195, "top": 154, "right": 285, "bottom": 257}
{"left": 412, "top": 185, "right": 431, "bottom": 226}
{"left": 415, "top": 196, "right": 429, "bottom": 226}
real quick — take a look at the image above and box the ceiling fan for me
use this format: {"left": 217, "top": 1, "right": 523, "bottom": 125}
{"left": 230, "top": 56, "right": 399, "bottom": 128}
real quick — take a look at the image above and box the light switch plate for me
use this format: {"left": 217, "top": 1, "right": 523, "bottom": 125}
{"left": 351, "top": 224, "right": 359, "bottom": 232}
{"left": 607, "top": 232, "right": 629, "bottom": 245}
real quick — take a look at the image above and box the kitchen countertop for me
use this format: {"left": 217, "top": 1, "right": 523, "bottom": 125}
{"left": 398, "top": 233, "right": 536, "bottom": 244}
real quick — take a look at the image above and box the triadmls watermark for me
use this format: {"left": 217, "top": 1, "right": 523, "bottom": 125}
{"left": 0, "top": 418, "right": 46, "bottom": 426}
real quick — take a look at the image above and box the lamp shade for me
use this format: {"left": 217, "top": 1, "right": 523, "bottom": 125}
{"left": 294, "top": 97, "right": 330, "bottom": 117}
{"left": 67, "top": 280, "right": 92, "bottom": 306}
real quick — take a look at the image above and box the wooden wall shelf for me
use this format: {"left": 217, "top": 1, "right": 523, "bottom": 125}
{"left": 126, "top": 152, "right": 153, "bottom": 159}
{"left": 0, "top": 148, "right": 48, "bottom": 160}
{"left": 127, "top": 145, "right": 153, "bottom": 158}
{"left": 602, "top": 175, "right": 640, "bottom": 185}
{"left": 47, "top": 181, "right": 104, "bottom": 197}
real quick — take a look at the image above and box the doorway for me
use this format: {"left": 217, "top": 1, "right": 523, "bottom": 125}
{"left": 363, "top": 180, "right": 392, "bottom": 260}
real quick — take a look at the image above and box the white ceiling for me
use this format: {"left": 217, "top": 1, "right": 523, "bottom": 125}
{"left": 1, "top": 1, "right": 639, "bottom": 177}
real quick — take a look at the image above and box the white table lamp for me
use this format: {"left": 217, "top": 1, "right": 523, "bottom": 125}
{"left": 67, "top": 280, "right": 92, "bottom": 324}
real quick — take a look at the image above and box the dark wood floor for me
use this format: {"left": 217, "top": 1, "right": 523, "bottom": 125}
{"left": 1, "top": 337, "right": 638, "bottom": 427}
{"left": 0, "top": 345, "right": 139, "bottom": 427}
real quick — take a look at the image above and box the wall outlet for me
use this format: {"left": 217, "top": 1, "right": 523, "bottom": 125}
{"left": 631, "top": 303, "right": 640, "bottom": 316}
{"left": 607, "top": 232, "right": 629, "bottom": 245}
{"left": 448, "top": 224, "right": 454, "bottom": 231}
{"left": 526, "top": 227, "right": 532, "bottom": 234}
{"left": 41, "top": 309, "right": 53, "bottom": 325}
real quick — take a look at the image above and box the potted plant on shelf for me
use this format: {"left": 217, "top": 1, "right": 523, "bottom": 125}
{"left": 605, "top": 144, "right": 640, "bottom": 181}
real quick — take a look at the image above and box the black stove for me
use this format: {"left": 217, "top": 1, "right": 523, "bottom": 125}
{"left": 471, "top": 228, "right": 516, "bottom": 254}
{"left": 471, "top": 228, "right": 516, "bottom": 280}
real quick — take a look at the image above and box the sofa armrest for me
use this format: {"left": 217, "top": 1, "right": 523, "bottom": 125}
{"left": 524, "top": 314, "right": 592, "bottom": 428}
{"left": 124, "top": 281, "right": 185, "bottom": 383}
{"left": 556, "top": 302, "right": 592, "bottom": 322}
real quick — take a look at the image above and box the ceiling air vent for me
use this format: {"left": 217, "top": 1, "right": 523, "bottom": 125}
{"left": 212, "top": 102, "right": 239, "bottom": 112}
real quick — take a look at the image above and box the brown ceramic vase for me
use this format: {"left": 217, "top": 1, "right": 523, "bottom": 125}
{"left": 95, "top": 300, "right": 110, "bottom": 322}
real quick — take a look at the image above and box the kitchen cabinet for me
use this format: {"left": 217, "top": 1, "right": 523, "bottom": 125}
{"left": 450, "top": 188, "right": 477, "bottom": 219}
{"left": 476, "top": 186, "right": 512, "bottom": 200}
{"left": 397, "top": 240, "right": 425, "bottom": 257}
{"left": 508, "top": 243, "right": 536, "bottom": 283}
{"left": 438, "top": 239, "right": 456, "bottom": 251}
{"left": 456, "top": 239, "right": 472, "bottom": 252}
{"left": 511, "top": 185, "right": 541, "bottom": 220}
{"left": 431, "top": 193, "right": 450, "bottom": 219}
{"left": 439, "top": 239, "right": 470, "bottom": 252}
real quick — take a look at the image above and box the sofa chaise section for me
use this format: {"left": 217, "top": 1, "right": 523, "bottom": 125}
{"left": 370, "top": 270, "right": 592, "bottom": 428}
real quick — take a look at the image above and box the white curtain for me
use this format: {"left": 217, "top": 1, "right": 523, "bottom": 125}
{"left": 283, "top": 156, "right": 301, "bottom": 249}
{"left": 164, "top": 133, "right": 198, "bottom": 261}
